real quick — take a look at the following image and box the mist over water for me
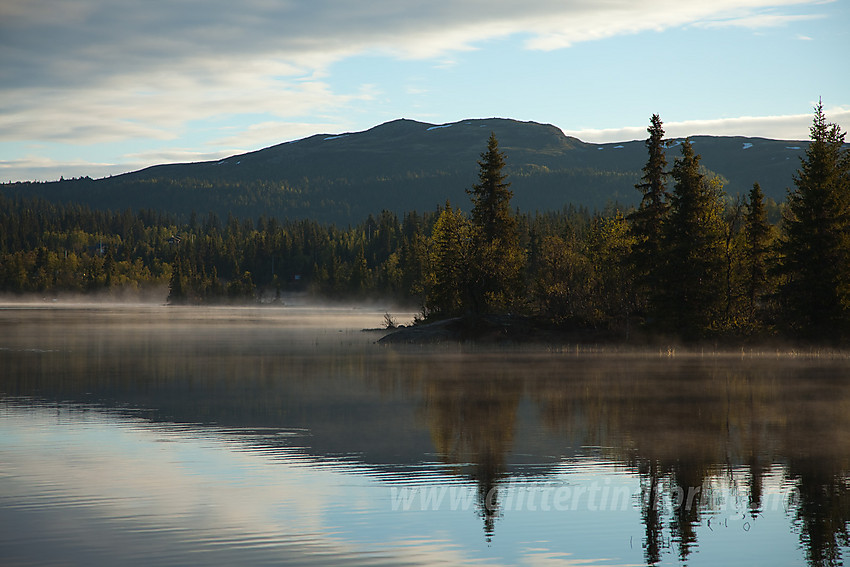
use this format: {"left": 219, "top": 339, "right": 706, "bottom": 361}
{"left": 1, "top": 304, "right": 848, "bottom": 566}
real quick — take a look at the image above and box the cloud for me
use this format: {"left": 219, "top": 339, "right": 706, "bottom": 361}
{"left": 1, "top": 2, "right": 833, "bottom": 82}
{"left": 515, "top": 1, "right": 827, "bottom": 50}
{"left": 1, "top": 1, "right": 831, "bottom": 138}
{"left": 208, "top": 121, "right": 347, "bottom": 149}
{"left": 0, "top": 156, "right": 129, "bottom": 182}
{"left": 694, "top": 13, "right": 823, "bottom": 29}
{"left": 0, "top": 71, "right": 364, "bottom": 146}
{"left": 0, "top": 118, "right": 358, "bottom": 181}
{"left": 0, "top": 0, "right": 839, "bottom": 182}
{"left": 121, "top": 148, "right": 236, "bottom": 165}
{"left": 562, "top": 107, "right": 850, "bottom": 142}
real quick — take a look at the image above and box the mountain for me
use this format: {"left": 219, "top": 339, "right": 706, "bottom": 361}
{"left": 2, "top": 118, "right": 810, "bottom": 224}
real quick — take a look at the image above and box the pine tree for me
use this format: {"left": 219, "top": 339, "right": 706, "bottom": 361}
{"left": 657, "top": 140, "right": 726, "bottom": 337}
{"left": 779, "top": 101, "right": 850, "bottom": 337}
{"left": 466, "top": 133, "right": 524, "bottom": 313}
{"left": 629, "top": 115, "right": 670, "bottom": 315}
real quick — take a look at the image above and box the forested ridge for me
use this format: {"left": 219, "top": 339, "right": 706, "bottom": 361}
{"left": 2, "top": 104, "right": 848, "bottom": 342}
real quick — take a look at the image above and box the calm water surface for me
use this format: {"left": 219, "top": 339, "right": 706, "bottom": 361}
{"left": 1, "top": 304, "right": 849, "bottom": 566}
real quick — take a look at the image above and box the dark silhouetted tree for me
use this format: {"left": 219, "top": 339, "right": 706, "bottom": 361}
{"left": 469, "top": 133, "right": 516, "bottom": 242}
{"left": 466, "top": 133, "right": 524, "bottom": 313}
{"left": 657, "top": 140, "right": 726, "bottom": 337}
{"left": 629, "top": 114, "right": 670, "bottom": 317}
{"left": 167, "top": 256, "right": 186, "bottom": 304}
{"left": 744, "top": 182, "right": 772, "bottom": 322}
{"left": 779, "top": 101, "right": 850, "bottom": 338}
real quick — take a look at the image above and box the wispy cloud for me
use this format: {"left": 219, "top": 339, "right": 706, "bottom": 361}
{"left": 0, "top": 0, "right": 839, "bottom": 181}
{"left": 208, "top": 122, "right": 345, "bottom": 149}
{"left": 121, "top": 148, "right": 236, "bottom": 165}
{"left": 0, "top": 156, "right": 128, "bottom": 183}
{"left": 0, "top": 74, "right": 364, "bottom": 146}
{"left": 562, "top": 107, "right": 850, "bottom": 143}
{"left": 519, "top": 1, "right": 828, "bottom": 49}
{"left": 1, "top": 0, "right": 830, "bottom": 142}
{"left": 694, "top": 13, "right": 823, "bottom": 29}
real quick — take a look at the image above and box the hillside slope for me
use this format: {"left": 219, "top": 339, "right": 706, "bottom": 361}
{"left": 2, "top": 118, "right": 810, "bottom": 223}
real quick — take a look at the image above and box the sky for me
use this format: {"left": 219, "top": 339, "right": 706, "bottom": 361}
{"left": 2, "top": 0, "right": 849, "bottom": 182}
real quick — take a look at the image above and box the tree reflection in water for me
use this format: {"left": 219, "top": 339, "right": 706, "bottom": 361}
{"left": 422, "top": 372, "right": 522, "bottom": 541}
{"left": 414, "top": 353, "right": 850, "bottom": 565}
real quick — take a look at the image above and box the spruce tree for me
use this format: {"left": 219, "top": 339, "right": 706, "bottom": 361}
{"left": 779, "top": 101, "right": 850, "bottom": 337}
{"left": 629, "top": 114, "right": 669, "bottom": 316}
{"left": 467, "top": 133, "right": 524, "bottom": 313}
{"left": 657, "top": 140, "right": 726, "bottom": 337}
{"left": 744, "top": 182, "right": 771, "bottom": 321}
{"left": 469, "top": 132, "right": 517, "bottom": 241}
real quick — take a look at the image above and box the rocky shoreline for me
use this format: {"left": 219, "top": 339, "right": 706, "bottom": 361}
{"left": 377, "top": 314, "right": 614, "bottom": 345}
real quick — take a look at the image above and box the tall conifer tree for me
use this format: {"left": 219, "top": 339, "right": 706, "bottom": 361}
{"left": 469, "top": 133, "right": 517, "bottom": 242}
{"left": 657, "top": 140, "right": 726, "bottom": 337}
{"left": 467, "top": 133, "right": 524, "bottom": 313}
{"left": 629, "top": 114, "right": 669, "bottom": 315}
{"left": 744, "top": 182, "right": 771, "bottom": 320}
{"left": 779, "top": 101, "right": 850, "bottom": 337}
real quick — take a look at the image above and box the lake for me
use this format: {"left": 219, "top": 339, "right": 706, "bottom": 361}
{"left": 1, "top": 304, "right": 849, "bottom": 566}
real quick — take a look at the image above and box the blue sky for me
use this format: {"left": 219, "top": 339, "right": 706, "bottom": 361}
{"left": 1, "top": 0, "right": 848, "bottom": 182}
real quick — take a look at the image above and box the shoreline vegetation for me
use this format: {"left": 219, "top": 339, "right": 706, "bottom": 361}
{"left": 2, "top": 104, "right": 849, "bottom": 346}
{"left": 1, "top": 298, "right": 849, "bottom": 356}
{"left": 375, "top": 311, "right": 850, "bottom": 356}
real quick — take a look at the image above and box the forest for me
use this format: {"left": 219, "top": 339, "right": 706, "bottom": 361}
{"left": 1, "top": 103, "right": 848, "bottom": 342}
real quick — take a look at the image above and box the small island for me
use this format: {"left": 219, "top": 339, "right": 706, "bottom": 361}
{"left": 388, "top": 105, "right": 850, "bottom": 346}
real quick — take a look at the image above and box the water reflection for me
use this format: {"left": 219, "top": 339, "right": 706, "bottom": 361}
{"left": 400, "top": 352, "right": 850, "bottom": 565}
{"left": 422, "top": 370, "right": 522, "bottom": 540}
{"left": 1, "top": 305, "right": 850, "bottom": 566}
{"left": 525, "top": 356, "right": 850, "bottom": 566}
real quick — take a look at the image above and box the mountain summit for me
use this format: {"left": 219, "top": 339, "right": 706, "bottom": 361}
{"left": 3, "top": 118, "right": 808, "bottom": 223}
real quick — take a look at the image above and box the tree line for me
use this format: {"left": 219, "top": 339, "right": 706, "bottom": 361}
{"left": 628, "top": 102, "right": 850, "bottom": 340}
{"left": 1, "top": 103, "right": 847, "bottom": 341}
